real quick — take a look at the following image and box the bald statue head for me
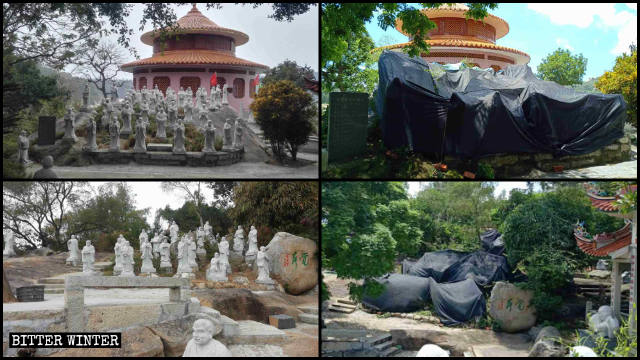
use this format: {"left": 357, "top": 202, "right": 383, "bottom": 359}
{"left": 192, "top": 318, "right": 215, "bottom": 345}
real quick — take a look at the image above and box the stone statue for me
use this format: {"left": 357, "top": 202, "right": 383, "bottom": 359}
{"left": 246, "top": 225, "right": 258, "bottom": 257}
{"left": 170, "top": 221, "right": 179, "bottom": 243}
{"left": 173, "top": 123, "right": 186, "bottom": 154}
{"left": 203, "top": 221, "right": 212, "bottom": 240}
{"left": 141, "top": 100, "right": 149, "bottom": 122}
{"left": 81, "top": 240, "right": 97, "bottom": 275}
{"left": 63, "top": 106, "right": 77, "bottom": 141}
{"left": 3, "top": 230, "right": 16, "bottom": 257}
{"left": 133, "top": 120, "right": 146, "bottom": 153}
{"left": 176, "top": 236, "right": 193, "bottom": 276}
{"left": 66, "top": 235, "right": 81, "bottom": 266}
{"left": 255, "top": 246, "right": 274, "bottom": 284}
{"left": 82, "top": 84, "right": 90, "bottom": 110}
{"left": 120, "top": 239, "right": 135, "bottom": 277}
{"left": 233, "top": 120, "right": 243, "bottom": 149}
{"left": 589, "top": 305, "right": 620, "bottom": 338}
{"left": 156, "top": 106, "right": 168, "bottom": 139}
{"left": 168, "top": 99, "right": 178, "bottom": 130}
{"left": 151, "top": 232, "right": 161, "bottom": 257}
{"left": 596, "top": 259, "right": 609, "bottom": 271}
{"left": 17, "top": 130, "right": 30, "bottom": 164}
{"left": 206, "top": 253, "right": 228, "bottom": 282}
{"left": 109, "top": 118, "right": 120, "bottom": 152}
{"left": 159, "top": 238, "right": 172, "bottom": 272}
{"left": 203, "top": 120, "right": 216, "bottom": 153}
{"left": 139, "top": 230, "right": 148, "bottom": 245}
{"left": 183, "top": 318, "right": 232, "bottom": 357}
{"left": 85, "top": 116, "right": 98, "bottom": 151}
{"left": 223, "top": 119, "right": 233, "bottom": 148}
{"left": 113, "top": 235, "right": 124, "bottom": 275}
{"left": 221, "top": 83, "right": 229, "bottom": 105}
{"left": 188, "top": 236, "right": 198, "bottom": 271}
{"left": 219, "top": 236, "right": 230, "bottom": 274}
{"left": 140, "top": 239, "right": 156, "bottom": 274}
{"left": 233, "top": 225, "right": 244, "bottom": 254}
{"left": 101, "top": 109, "right": 109, "bottom": 130}
{"left": 122, "top": 101, "right": 133, "bottom": 135}
{"left": 196, "top": 228, "right": 206, "bottom": 257}
{"left": 33, "top": 156, "right": 58, "bottom": 179}
{"left": 184, "top": 100, "right": 193, "bottom": 124}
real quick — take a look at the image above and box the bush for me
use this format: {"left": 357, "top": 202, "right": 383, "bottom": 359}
{"left": 595, "top": 46, "right": 637, "bottom": 126}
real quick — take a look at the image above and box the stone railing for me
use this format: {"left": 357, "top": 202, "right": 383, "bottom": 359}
{"left": 84, "top": 148, "right": 243, "bottom": 166}
{"left": 64, "top": 276, "right": 190, "bottom": 331}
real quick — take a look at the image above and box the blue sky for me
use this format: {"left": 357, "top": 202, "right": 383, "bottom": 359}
{"left": 365, "top": 3, "right": 637, "bottom": 80}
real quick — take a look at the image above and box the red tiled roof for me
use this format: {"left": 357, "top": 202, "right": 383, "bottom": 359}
{"left": 586, "top": 185, "right": 637, "bottom": 212}
{"left": 575, "top": 221, "right": 632, "bottom": 257}
{"left": 375, "top": 39, "right": 530, "bottom": 59}
{"left": 121, "top": 50, "right": 269, "bottom": 71}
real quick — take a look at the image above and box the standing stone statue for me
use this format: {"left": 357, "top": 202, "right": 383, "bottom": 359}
{"left": 219, "top": 236, "right": 230, "bottom": 274}
{"left": 206, "top": 253, "right": 228, "bottom": 282}
{"left": 139, "top": 230, "right": 149, "bottom": 246}
{"left": 66, "top": 235, "right": 81, "bottom": 266}
{"left": 82, "top": 84, "right": 90, "bottom": 111}
{"left": 173, "top": 123, "right": 186, "bottom": 154}
{"left": 140, "top": 239, "right": 156, "bottom": 274}
{"left": 233, "top": 225, "right": 245, "bottom": 254}
{"left": 176, "top": 236, "right": 193, "bottom": 276}
{"left": 85, "top": 115, "right": 98, "bottom": 151}
{"left": 17, "top": 130, "right": 31, "bottom": 164}
{"left": 156, "top": 107, "right": 168, "bottom": 140}
{"left": 203, "top": 221, "right": 213, "bottom": 241}
{"left": 151, "top": 232, "right": 161, "bottom": 257}
{"left": 255, "top": 246, "right": 275, "bottom": 284}
{"left": 159, "top": 238, "right": 172, "bottom": 272}
{"left": 109, "top": 118, "right": 120, "bottom": 152}
{"left": 223, "top": 119, "right": 233, "bottom": 148}
{"left": 81, "top": 240, "right": 97, "bottom": 275}
{"left": 119, "top": 239, "right": 135, "bottom": 277}
{"left": 246, "top": 225, "right": 258, "bottom": 257}
{"left": 221, "top": 83, "right": 229, "bottom": 105}
{"left": 140, "top": 99, "right": 149, "bottom": 122}
{"left": 121, "top": 101, "right": 133, "bottom": 135}
{"left": 168, "top": 99, "right": 178, "bottom": 131}
{"left": 233, "top": 120, "right": 243, "bottom": 150}
{"left": 3, "top": 230, "right": 17, "bottom": 257}
{"left": 134, "top": 120, "right": 147, "bottom": 153}
{"left": 101, "top": 109, "right": 109, "bottom": 130}
{"left": 203, "top": 120, "right": 216, "bottom": 153}
{"left": 170, "top": 221, "right": 179, "bottom": 243}
{"left": 183, "top": 318, "right": 232, "bottom": 357}
{"left": 184, "top": 100, "right": 193, "bottom": 124}
{"left": 188, "top": 236, "right": 198, "bottom": 271}
{"left": 113, "top": 235, "right": 124, "bottom": 275}
{"left": 198, "top": 111, "right": 209, "bottom": 130}
{"left": 63, "top": 106, "right": 77, "bottom": 141}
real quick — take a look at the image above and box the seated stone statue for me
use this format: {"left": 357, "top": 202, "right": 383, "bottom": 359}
{"left": 589, "top": 305, "right": 619, "bottom": 338}
{"left": 183, "top": 318, "right": 231, "bottom": 357}
{"left": 206, "top": 253, "right": 228, "bottom": 282}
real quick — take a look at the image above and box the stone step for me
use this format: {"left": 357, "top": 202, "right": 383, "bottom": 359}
{"left": 225, "top": 320, "right": 287, "bottom": 345}
{"left": 332, "top": 302, "right": 356, "bottom": 309}
{"left": 374, "top": 340, "right": 394, "bottom": 352}
{"left": 147, "top": 143, "right": 173, "bottom": 152}
{"left": 38, "top": 278, "right": 65, "bottom": 285}
{"left": 44, "top": 288, "right": 64, "bottom": 294}
{"left": 299, "top": 313, "right": 318, "bottom": 325}
{"left": 337, "top": 298, "right": 357, "bottom": 305}
{"left": 329, "top": 304, "right": 355, "bottom": 313}
{"left": 381, "top": 345, "right": 401, "bottom": 357}
{"left": 297, "top": 305, "right": 318, "bottom": 315}
{"left": 42, "top": 283, "right": 65, "bottom": 289}
{"left": 367, "top": 333, "right": 392, "bottom": 346}
{"left": 321, "top": 329, "right": 367, "bottom": 342}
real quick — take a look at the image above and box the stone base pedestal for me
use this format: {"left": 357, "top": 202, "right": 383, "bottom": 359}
{"left": 159, "top": 265, "right": 173, "bottom": 274}
{"left": 120, "top": 131, "right": 131, "bottom": 139}
{"left": 245, "top": 254, "right": 256, "bottom": 267}
{"left": 256, "top": 278, "right": 276, "bottom": 285}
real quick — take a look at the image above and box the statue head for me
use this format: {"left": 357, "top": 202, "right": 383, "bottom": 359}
{"left": 597, "top": 305, "right": 613, "bottom": 318}
{"left": 192, "top": 318, "right": 215, "bottom": 345}
{"left": 259, "top": 246, "right": 266, "bottom": 252}
{"left": 86, "top": 240, "right": 92, "bottom": 247}
{"left": 214, "top": 252, "right": 219, "bottom": 259}
{"left": 41, "top": 156, "right": 54, "bottom": 169}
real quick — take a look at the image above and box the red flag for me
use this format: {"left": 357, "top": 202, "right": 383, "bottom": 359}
{"left": 254, "top": 73, "right": 259, "bottom": 86}
{"left": 210, "top": 72, "right": 217, "bottom": 87}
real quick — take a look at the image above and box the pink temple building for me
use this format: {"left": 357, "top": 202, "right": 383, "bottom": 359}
{"left": 121, "top": 3, "right": 269, "bottom": 113}
{"left": 376, "top": 4, "right": 530, "bottom": 71}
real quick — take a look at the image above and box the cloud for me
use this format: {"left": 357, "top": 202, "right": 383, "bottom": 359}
{"left": 611, "top": 18, "right": 637, "bottom": 55}
{"left": 626, "top": 3, "right": 637, "bottom": 11}
{"left": 556, "top": 38, "right": 574, "bottom": 51}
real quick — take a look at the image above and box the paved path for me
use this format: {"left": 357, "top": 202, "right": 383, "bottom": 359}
{"left": 35, "top": 160, "right": 318, "bottom": 179}
{"left": 524, "top": 160, "right": 637, "bottom": 179}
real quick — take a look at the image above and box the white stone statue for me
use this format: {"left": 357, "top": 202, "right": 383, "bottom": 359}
{"left": 233, "top": 120, "right": 243, "bottom": 150}
{"left": 200, "top": 120, "right": 215, "bottom": 153}
{"left": 120, "top": 239, "right": 135, "bottom": 277}
{"left": 140, "top": 239, "right": 156, "bottom": 274}
{"left": 159, "top": 238, "right": 172, "bottom": 272}
{"left": 589, "top": 305, "right": 620, "bottom": 338}
{"left": 122, "top": 101, "right": 133, "bottom": 134}
{"left": 245, "top": 225, "right": 258, "bottom": 257}
{"left": 109, "top": 118, "right": 120, "bottom": 152}
{"left": 66, "top": 235, "right": 81, "bottom": 266}
{"left": 203, "top": 221, "right": 212, "bottom": 240}
{"left": 219, "top": 236, "right": 230, "bottom": 274}
{"left": 139, "top": 230, "right": 148, "bottom": 245}
{"left": 223, "top": 119, "right": 233, "bottom": 148}
{"left": 63, "top": 106, "right": 77, "bottom": 141}
{"left": 134, "top": 120, "right": 147, "bottom": 153}
{"left": 85, "top": 116, "right": 98, "bottom": 151}
{"left": 188, "top": 236, "right": 198, "bottom": 271}
{"left": 81, "top": 240, "right": 97, "bottom": 275}
{"left": 185, "top": 100, "right": 193, "bottom": 124}
{"left": 255, "top": 246, "right": 274, "bottom": 284}
{"left": 176, "top": 236, "right": 193, "bottom": 276}
{"left": 183, "top": 318, "right": 232, "bottom": 357}
{"left": 416, "top": 344, "right": 450, "bottom": 357}
{"left": 170, "top": 221, "right": 179, "bottom": 243}
{"left": 173, "top": 123, "right": 186, "bottom": 154}
{"left": 156, "top": 106, "right": 168, "bottom": 139}
{"left": 206, "top": 253, "right": 228, "bottom": 282}
{"left": 3, "top": 230, "right": 17, "bottom": 257}
{"left": 233, "top": 225, "right": 244, "bottom": 254}
{"left": 151, "top": 232, "right": 161, "bottom": 257}
{"left": 18, "top": 130, "right": 30, "bottom": 164}
{"left": 221, "top": 83, "right": 229, "bottom": 105}
{"left": 113, "top": 235, "right": 124, "bottom": 275}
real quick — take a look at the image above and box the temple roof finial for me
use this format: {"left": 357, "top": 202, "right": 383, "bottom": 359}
{"left": 192, "top": 3, "right": 197, "bottom": 10}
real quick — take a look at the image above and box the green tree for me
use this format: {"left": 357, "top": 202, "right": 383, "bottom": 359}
{"left": 595, "top": 44, "right": 637, "bottom": 126}
{"left": 322, "top": 31, "right": 378, "bottom": 93}
{"left": 250, "top": 80, "right": 315, "bottom": 161}
{"left": 155, "top": 201, "right": 232, "bottom": 239}
{"left": 375, "top": 200, "right": 424, "bottom": 257}
{"left": 536, "top": 48, "right": 588, "bottom": 85}
{"left": 231, "top": 182, "right": 318, "bottom": 245}
{"left": 262, "top": 59, "right": 316, "bottom": 89}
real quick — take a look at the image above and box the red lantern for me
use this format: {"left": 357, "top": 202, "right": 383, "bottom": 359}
{"left": 210, "top": 72, "right": 217, "bottom": 87}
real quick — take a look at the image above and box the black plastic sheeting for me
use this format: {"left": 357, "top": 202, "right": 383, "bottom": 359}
{"left": 430, "top": 278, "right": 486, "bottom": 325}
{"left": 362, "top": 273, "right": 432, "bottom": 313}
{"left": 479, "top": 229, "right": 505, "bottom": 255}
{"left": 405, "top": 250, "right": 468, "bottom": 281}
{"left": 376, "top": 50, "right": 626, "bottom": 158}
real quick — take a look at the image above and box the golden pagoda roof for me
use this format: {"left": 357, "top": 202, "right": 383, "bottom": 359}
{"left": 395, "top": 4, "right": 510, "bottom": 40}
{"left": 120, "top": 50, "right": 268, "bottom": 71}
{"left": 140, "top": 4, "right": 249, "bottom": 46}
{"left": 376, "top": 39, "right": 530, "bottom": 59}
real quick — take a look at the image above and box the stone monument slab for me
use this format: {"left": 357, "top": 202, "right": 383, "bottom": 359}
{"left": 488, "top": 281, "right": 536, "bottom": 333}
{"left": 37, "top": 116, "right": 57, "bottom": 145}
{"left": 327, "top": 92, "right": 368, "bottom": 162}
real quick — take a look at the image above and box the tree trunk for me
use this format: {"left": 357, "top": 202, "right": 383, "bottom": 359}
{"left": 3, "top": 269, "right": 17, "bottom": 303}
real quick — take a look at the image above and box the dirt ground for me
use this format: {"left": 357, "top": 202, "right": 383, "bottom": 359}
{"left": 281, "top": 324, "right": 319, "bottom": 357}
{"left": 3, "top": 252, "right": 112, "bottom": 289}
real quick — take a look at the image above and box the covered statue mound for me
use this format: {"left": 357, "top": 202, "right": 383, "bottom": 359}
{"left": 430, "top": 278, "right": 486, "bottom": 325}
{"left": 376, "top": 50, "right": 626, "bottom": 158}
{"left": 362, "top": 273, "right": 432, "bottom": 313}
{"left": 479, "top": 229, "right": 505, "bottom": 255}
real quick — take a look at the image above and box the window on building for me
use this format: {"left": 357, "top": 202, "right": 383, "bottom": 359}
{"left": 180, "top": 77, "right": 201, "bottom": 93}
{"left": 233, "top": 78, "right": 245, "bottom": 98}
{"left": 218, "top": 77, "right": 227, "bottom": 89}
{"left": 153, "top": 77, "right": 170, "bottom": 96}
{"left": 138, "top": 77, "right": 147, "bottom": 90}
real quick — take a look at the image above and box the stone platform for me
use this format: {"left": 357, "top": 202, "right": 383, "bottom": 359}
{"left": 85, "top": 148, "right": 243, "bottom": 166}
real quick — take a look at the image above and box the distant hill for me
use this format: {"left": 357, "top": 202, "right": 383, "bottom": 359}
{"left": 569, "top": 77, "right": 602, "bottom": 94}
{"left": 37, "top": 64, "right": 133, "bottom": 106}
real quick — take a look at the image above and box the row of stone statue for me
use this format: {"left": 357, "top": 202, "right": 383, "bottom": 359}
{"left": 64, "top": 222, "right": 273, "bottom": 284}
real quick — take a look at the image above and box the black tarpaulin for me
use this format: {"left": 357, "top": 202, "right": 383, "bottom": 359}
{"left": 406, "top": 250, "right": 468, "bottom": 282}
{"left": 430, "top": 278, "right": 486, "bottom": 325}
{"left": 362, "top": 273, "right": 432, "bottom": 313}
{"left": 376, "top": 50, "right": 626, "bottom": 158}
{"left": 440, "top": 251, "right": 511, "bottom": 286}
{"left": 479, "top": 229, "right": 505, "bottom": 255}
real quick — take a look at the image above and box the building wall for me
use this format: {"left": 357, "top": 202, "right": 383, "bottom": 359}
{"left": 133, "top": 71, "right": 256, "bottom": 113}
{"left": 423, "top": 55, "right": 513, "bottom": 71}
